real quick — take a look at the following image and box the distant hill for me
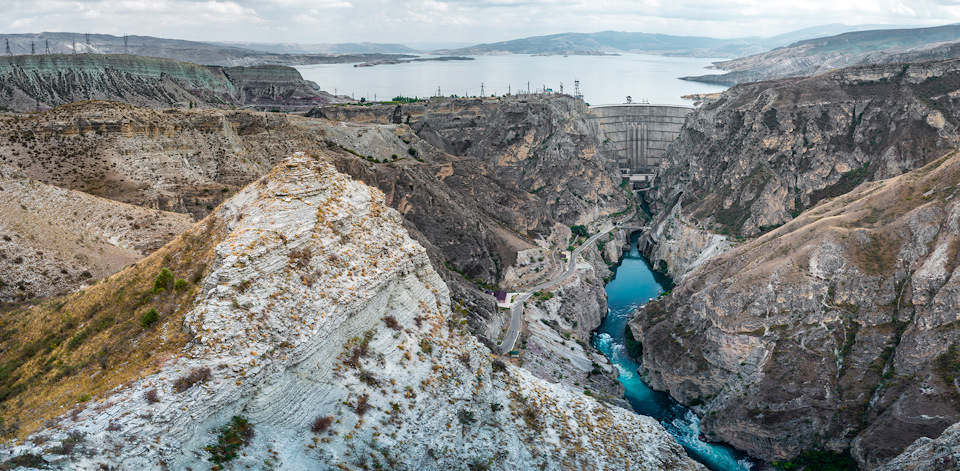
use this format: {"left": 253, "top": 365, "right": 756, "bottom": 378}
{"left": 0, "top": 32, "right": 415, "bottom": 67}
{"left": 211, "top": 41, "right": 419, "bottom": 54}
{"left": 684, "top": 23, "right": 960, "bottom": 84}
{"left": 431, "top": 26, "right": 914, "bottom": 58}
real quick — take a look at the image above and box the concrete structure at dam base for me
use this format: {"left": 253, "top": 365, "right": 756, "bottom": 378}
{"left": 588, "top": 104, "right": 693, "bottom": 192}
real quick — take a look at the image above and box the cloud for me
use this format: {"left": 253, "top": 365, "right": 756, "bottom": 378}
{"left": 2, "top": 0, "right": 959, "bottom": 44}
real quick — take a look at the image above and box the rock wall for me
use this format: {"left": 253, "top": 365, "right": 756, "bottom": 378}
{"left": 0, "top": 154, "right": 705, "bottom": 471}
{"left": 648, "top": 59, "right": 960, "bottom": 242}
{"left": 632, "top": 149, "right": 960, "bottom": 468}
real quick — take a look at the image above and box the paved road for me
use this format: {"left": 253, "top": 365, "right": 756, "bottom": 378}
{"left": 499, "top": 224, "right": 617, "bottom": 354}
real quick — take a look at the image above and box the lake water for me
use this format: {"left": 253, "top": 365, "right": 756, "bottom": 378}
{"left": 297, "top": 54, "right": 729, "bottom": 106}
{"left": 593, "top": 233, "right": 759, "bottom": 471}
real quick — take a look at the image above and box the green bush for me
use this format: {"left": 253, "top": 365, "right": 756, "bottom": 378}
{"left": 204, "top": 416, "right": 254, "bottom": 466}
{"left": 140, "top": 308, "right": 159, "bottom": 328}
{"left": 173, "top": 278, "right": 189, "bottom": 292}
{"left": 407, "top": 147, "right": 417, "bottom": 157}
{"left": 153, "top": 268, "right": 174, "bottom": 294}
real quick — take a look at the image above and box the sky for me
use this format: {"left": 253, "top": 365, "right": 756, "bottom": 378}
{"left": 4, "top": 0, "right": 960, "bottom": 46}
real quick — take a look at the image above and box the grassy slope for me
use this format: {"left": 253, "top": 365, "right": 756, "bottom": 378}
{"left": 0, "top": 214, "right": 226, "bottom": 439}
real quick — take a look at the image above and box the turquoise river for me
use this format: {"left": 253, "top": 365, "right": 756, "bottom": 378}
{"left": 593, "top": 234, "right": 759, "bottom": 471}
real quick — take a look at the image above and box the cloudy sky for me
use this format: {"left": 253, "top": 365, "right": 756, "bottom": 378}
{"left": 5, "top": 0, "right": 960, "bottom": 45}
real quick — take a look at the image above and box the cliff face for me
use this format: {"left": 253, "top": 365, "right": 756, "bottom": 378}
{"left": 649, "top": 59, "right": 960, "bottom": 246}
{"left": 0, "top": 154, "right": 704, "bottom": 471}
{"left": 633, "top": 132, "right": 960, "bottom": 467}
{"left": 0, "top": 54, "right": 340, "bottom": 112}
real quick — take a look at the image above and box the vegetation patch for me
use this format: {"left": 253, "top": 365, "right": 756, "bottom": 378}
{"left": 808, "top": 164, "right": 870, "bottom": 208}
{"left": 773, "top": 449, "right": 858, "bottom": 471}
{"left": 204, "top": 416, "right": 254, "bottom": 468}
{"left": 172, "top": 367, "right": 212, "bottom": 393}
{"left": 0, "top": 217, "right": 221, "bottom": 439}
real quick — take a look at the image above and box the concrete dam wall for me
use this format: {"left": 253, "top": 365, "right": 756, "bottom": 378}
{"left": 588, "top": 104, "right": 692, "bottom": 190}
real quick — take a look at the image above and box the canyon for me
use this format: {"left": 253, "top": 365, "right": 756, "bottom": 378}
{"left": 5, "top": 47, "right": 960, "bottom": 470}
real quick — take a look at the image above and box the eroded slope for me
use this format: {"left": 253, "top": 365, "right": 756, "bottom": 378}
{"left": 633, "top": 150, "right": 960, "bottom": 467}
{"left": 0, "top": 153, "right": 702, "bottom": 471}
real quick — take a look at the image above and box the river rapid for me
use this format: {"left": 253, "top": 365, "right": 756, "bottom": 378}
{"left": 593, "top": 233, "right": 760, "bottom": 471}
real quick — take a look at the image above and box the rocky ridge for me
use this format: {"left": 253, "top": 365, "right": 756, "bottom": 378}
{"left": 0, "top": 153, "right": 704, "bottom": 470}
{"left": 0, "top": 54, "right": 341, "bottom": 112}
{"left": 684, "top": 24, "right": 960, "bottom": 85}
{"left": 648, "top": 58, "right": 960, "bottom": 247}
{"left": 634, "top": 114, "right": 960, "bottom": 467}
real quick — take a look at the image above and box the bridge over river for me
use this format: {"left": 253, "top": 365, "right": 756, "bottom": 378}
{"left": 588, "top": 103, "right": 693, "bottom": 192}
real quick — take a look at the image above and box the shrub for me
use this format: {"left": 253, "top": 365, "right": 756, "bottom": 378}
{"left": 353, "top": 394, "right": 371, "bottom": 416}
{"left": 491, "top": 360, "right": 507, "bottom": 373}
{"left": 144, "top": 389, "right": 159, "bottom": 404}
{"left": 419, "top": 339, "right": 433, "bottom": 355}
{"left": 457, "top": 409, "right": 477, "bottom": 425}
{"left": 173, "top": 278, "right": 189, "bottom": 292}
{"left": 311, "top": 416, "right": 334, "bottom": 434}
{"left": 358, "top": 370, "right": 380, "bottom": 387}
{"left": 173, "top": 367, "right": 212, "bottom": 393}
{"left": 204, "top": 416, "right": 254, "bottom": 466}
{"left": 140, "top": 308, "right": 159, "bottom": 328}
{"left": 383, "top": 315, "right": 401, "bottom": 331}
{"left": 0, "top": 453, "right": 47, "bottom": 470}
{"left": 407, "top": 147, "right": 417, "bottom": 157}
{"left": 153, "top": 268, "right": 174, "bottom": 294}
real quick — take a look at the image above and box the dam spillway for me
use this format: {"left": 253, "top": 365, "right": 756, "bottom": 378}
{"left": 588, "top": 104, "right": 693, "bottom": 191}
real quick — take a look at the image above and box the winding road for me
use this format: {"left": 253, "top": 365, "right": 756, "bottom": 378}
{"left": 499, "top": 224, "right": 617, "bottom": 354}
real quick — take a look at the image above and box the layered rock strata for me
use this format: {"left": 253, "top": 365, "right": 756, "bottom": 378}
{"left": 0, "top": 154, "right": 703, "bottom": 471}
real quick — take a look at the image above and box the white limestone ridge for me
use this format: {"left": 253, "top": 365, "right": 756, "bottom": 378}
{"left": 4, "top": 153, "right": 704, "bottom": 470}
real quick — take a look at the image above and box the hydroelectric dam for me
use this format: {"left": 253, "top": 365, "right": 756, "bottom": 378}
{"left": 588, "top": 104, "right": 693, "bottom": 191}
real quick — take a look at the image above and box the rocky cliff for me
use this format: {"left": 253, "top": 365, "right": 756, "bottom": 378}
{"left": 649, "top": 59, "right": 960, "bottom": 244}
{"left": 0, "top": 54, "right": 340, "bottom": 112}
{"left": 0, "top": 153, "right": 703, "bottom": 471}
{"left": 633, "top": 59, "right": 960, "bottom": 468}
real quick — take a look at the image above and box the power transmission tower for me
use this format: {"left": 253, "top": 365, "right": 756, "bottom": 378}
{"left": 45, "top": 39, "right": 50, "bottom": 54}
{"left": 85, "top": 32, "right": 90, "bottom": 52}
{"left": 480, "top": 82, "right": 484, "bottom": 97}
{"left": 560, "top": 82, "right": 563, "bottom": 94}
{"left": 508, "top": 84, "right": 511, "bottom": 95}
{"left": 31, "top": 41, "right": 35, "bottom": 55}
{"left": 123, "top": 34, "right": 129, "bottom": 54}
{"left": 4, "top": 39, "right": 11, "bottom": 56}
{"left": 527, "top": 81, "right": 530, "bottom": 97}
{"left": 72, "top": 40, "right": 77, "bottom": 54}
{"left": 574, "top": 79, "right": 581, "bottom": 98}
{"left": 436, "top": 86, "right": 440, "bottom": 97}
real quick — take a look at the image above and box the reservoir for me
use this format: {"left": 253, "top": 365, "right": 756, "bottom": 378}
{"left": 593, "top": 234, "right": 758, "bottom": 471}
{"left": 297, "top": 53, "right": 728, "bottom": 106}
